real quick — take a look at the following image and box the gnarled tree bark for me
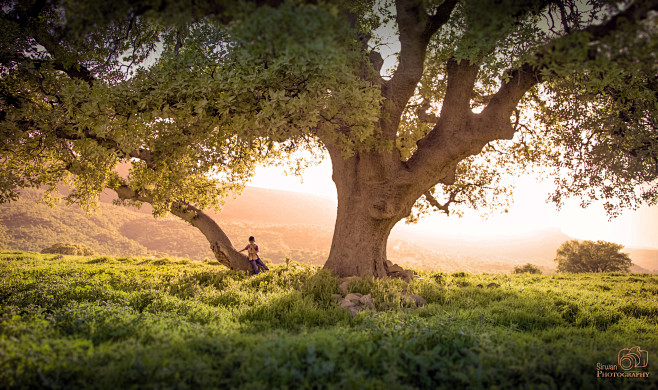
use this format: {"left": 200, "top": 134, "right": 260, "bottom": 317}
{"left": 323, "top": 145, "right": 419, "bottom": 277}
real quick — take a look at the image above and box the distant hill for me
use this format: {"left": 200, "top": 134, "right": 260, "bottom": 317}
{"left": 625, "top": 248, "right": 658, "bottom": 274}
{"left": 1, "top": 186, "right": 656, "bottom": 273}
{"left": 0, "top": 187, "right": 336, "bottom": 264}
{"left": 219, "top": 187, "right": 337, "bottom": 227}
{"left": 392, "top": 228, "right": 572, "bottom": 268}
{"left": 396, "top": 227, "right": 657, "bottom": 273}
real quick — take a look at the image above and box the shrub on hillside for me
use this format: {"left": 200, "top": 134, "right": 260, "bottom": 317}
{"left": 554, "top": 240, "right": 632, "bottom": 273}
{"left": 513, "top": 263, "right": 542, "bottom": 274}
{"left": 41, "top": 242, "right": 96, "bottom": 256}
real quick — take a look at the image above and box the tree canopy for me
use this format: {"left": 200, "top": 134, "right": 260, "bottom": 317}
{"left": 1, "top": 0, "right": 656, "bottom": 276}
{"left": 554, "top": 239, "right": 632, "bottom": 272}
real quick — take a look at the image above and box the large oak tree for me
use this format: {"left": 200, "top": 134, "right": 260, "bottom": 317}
{"left": 1, "top": 0, "right": 656, "bottom": 277}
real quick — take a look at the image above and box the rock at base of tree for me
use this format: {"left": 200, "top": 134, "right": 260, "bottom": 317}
{"left": 344, "top": 293, "right": 363, "bottom": 305}
{"left": 338, "top": 276, "right": 361, "bottom": 294}
{"left": 335, "top": 289, "right": 426, "bottom": 316}
{"left": 337, "top": 293, "right": 374, "bottom": 317}
{"left": 360, "top": 294, "right": 375, "bottom": 310}
{"left": 384, "top": 260, "right": 414, "bottom": 283}
{"left": 400, "top": 290, "right": 427, "bottom": 308}
{"left": 340, "top": 299, "right": 358, "bottom": 310}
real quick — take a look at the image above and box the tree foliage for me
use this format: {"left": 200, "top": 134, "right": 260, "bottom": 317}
{"left": 0, "top": 0, "right": 269, "bottom": 215}
{"left": 554, "top": 239, "right": 632, "bottom": 273}
{"left": 400, "top": 0, "right": 658, "bottom": 218}
{"left": 0, "top": 0, "right": 380, "bottom": 209}
{"left": 535, "top": 9, "right": 658, "bottom": 216}
{"left": 42, "top": 242, "right": 96, "bottom": 256}
{"left": 2, "top": 0, "right": 655, "bottom": 217}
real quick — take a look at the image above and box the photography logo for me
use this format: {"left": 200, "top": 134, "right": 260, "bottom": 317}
{"left": 619, "top": 347, "right": 649, "bottom": 371}
{"left": 597, "top": 346, "right": 651, "bottom": 378}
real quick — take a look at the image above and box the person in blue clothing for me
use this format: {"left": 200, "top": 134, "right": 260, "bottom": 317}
{"left": 239, "top": 236, "right": 269, "bottom": 274}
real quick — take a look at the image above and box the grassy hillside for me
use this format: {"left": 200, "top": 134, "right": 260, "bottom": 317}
{"left": 1, "top": 251, "right": 656, "bottom": 389}
{"left": 0, "top": 188, "right": 333, "bottom": 264}
{"left": 0, "top": 189, "right": 151, "bottom": 256}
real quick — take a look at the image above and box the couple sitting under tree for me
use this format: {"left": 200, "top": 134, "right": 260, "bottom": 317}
{"left": 239, "top": 236, "right": 269, "bottom": 275}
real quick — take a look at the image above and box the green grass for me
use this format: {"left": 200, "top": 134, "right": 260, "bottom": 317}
{"left": 1, "top": 251, "right": 656, "bottom": 389}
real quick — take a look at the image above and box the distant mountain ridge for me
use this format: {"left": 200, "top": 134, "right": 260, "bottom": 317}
{"left": 1, "top": 186, "right": 656, "bottom": 273}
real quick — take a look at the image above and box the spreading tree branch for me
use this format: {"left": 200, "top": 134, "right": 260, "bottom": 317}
{"left": 127, "top": 149, "right": 155, "bottom": 168}
{"left": 406, "top": 58, "right": 480, "bottom": 176}
{"left": 382, "top": 0, "right": 458, "bottom": 138}
{"left": 112, "top": 180, "right": 250, "bottom": 269}
{"left": 481, "top": 0, "right": 658, "bottom": 131}
{"left": 423, "top": 190, "right": 455, "bottom": 215}
{"left": 407, "top": 0, "right": 658, "bottom": 190}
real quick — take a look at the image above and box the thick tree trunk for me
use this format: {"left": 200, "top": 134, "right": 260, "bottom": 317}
{"left": 169, "top": 203, "right": 252, "bottom": 271}
{"left": 324, "top": 196, "right": 398, "bottom": 277}
{"left": 323, "top": 148, "right": 418, "bottom": 277}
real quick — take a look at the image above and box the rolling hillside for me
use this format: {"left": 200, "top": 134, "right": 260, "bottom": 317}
{"left": 0, "top": 186, "right": 656, "bottom": 273}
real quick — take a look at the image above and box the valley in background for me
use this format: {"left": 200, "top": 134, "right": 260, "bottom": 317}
{"left": 1, "top": 186, "right": 656, "bottom": 273}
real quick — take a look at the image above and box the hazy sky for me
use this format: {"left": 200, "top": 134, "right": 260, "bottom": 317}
{"left": 249, "top": 154, "right": 658, "bottom": 250}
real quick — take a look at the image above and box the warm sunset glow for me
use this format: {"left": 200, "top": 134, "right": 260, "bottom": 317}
{"left": 250, "top": 153, "right": 658, "bottom": 250}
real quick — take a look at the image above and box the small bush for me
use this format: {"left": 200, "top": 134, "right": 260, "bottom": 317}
{"left": 151, "top": 258, "right": 171, "bottom": 266}
{"left": 431, "top": 272, "right": 447, "bottom": 286}
{"left": 240, "top": 291, "right": 347, "bottom": 329}
{"left": 513, "top": 263, "right": 542, "bottom": 274}
{"left": 453, "top": 279, "right": 472, "bottom": 287}
{"left": 41, "top": 242, "right": 95, "bottom": 256}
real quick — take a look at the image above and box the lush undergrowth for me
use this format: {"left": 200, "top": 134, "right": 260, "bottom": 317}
{"left": 1, "top": 251, "right": 656, "bottom": 389}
